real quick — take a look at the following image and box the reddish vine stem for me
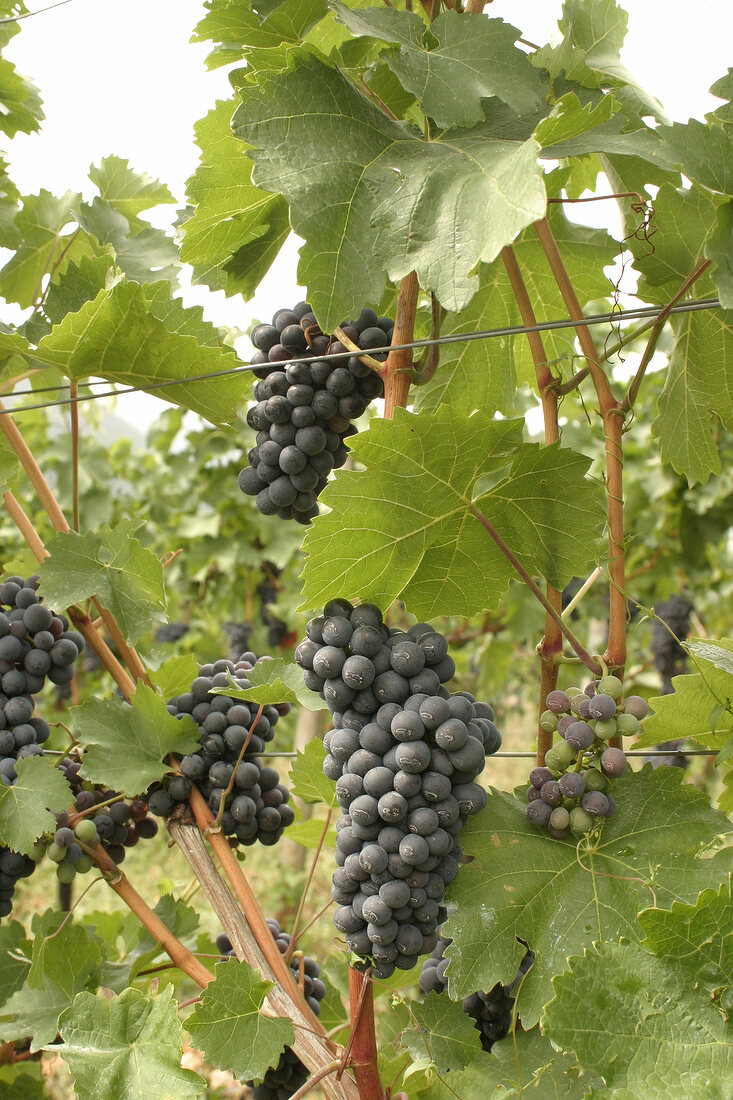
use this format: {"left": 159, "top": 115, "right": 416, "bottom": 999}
{"left": 344, "top": 968, "right": 384, "bottom": 1099}
{"left": 383, "top": 272, "right": 419, "bottom": 417}
{"left": 1, "top": 489, "right": 137, "bottom": 699}
{"left": 501, "top": 245, "right": 564, "bottom": 764}
{"left": 534, "top": 218, "right": 626, "bottom": 734}
{"left": 81, "top": 844, "right": 214, "bottom": 988}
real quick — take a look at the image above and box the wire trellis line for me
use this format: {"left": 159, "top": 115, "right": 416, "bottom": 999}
{"left": 257, "top": 748, "right": 718, "bottom": 759}
{"left": 0, "top": 296, "right": 723, "bottom": 418}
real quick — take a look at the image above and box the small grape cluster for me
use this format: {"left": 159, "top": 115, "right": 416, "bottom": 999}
{"left": 0, "top": 576, "right": 84, "bottom": 788}
{"left": 238, "top": 302, "right": 390, "bottom": 523}
{"left": 296, "top": 600, "right": 500, "bottom": 977}
{"left": 651, "top": 594, "right": 693, "bottom": 694}
{"left": 257, "top": 564, "right": 291, "bottom": 649}
{"left": 146, "top": 655, "right": 295, "bottom": 847}
{"left": 217, "top": 918, "right": 327, "bottom": 1100}
{"left": 527, "top": 675, "right": 649, "bottom": 838}
{"left": 419, "top": 935, "right": 534, "bottom": 1051}
{"left": 0, "top": 846, "right": 37, "bottom": 918}
{"left": 155, "top": 621, "right": 189, "bottom": 644}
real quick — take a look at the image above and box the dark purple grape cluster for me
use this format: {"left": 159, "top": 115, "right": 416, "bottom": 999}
{"left": 651, "top": 594, "right": 693, "bottom": 694}
{"left": 0, "top": 845, "right": 37, "bottom": 918}
{"left": 217, "top": 918, "right": 327, "bottom": 1100}
{"left": 419, "top": 935, "right": 534, "bottom": 1051}
{"left": 257, "top": 564, "right": 290, "bottom": 648}
{"left": 527, "top": 675, "right": 649, "bottom": 838}
{"left": 0, "top": 575, "right": 84, "bottom": 789}
{"left": 238, "top": 303, "right": 390, "bottom": 523}
{"left": 296, "top": 600, "right": 501, "bottom": 977}
{"left": 146, "top": 654, "right": 294, "bottom": 848}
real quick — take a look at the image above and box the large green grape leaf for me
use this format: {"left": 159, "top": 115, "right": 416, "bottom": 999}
{"left": 442, "top": 766, "right": 733, "bottom": 1028}
{"left": 414, "top": 197, "right": 617, "bottom": 415}
{"left": 0, "top": 190, "right": 101, "bottom": 308}
{"left": 55, "top": 987, "right": 204, "bottom": 1100}
{"left": 233, "top": 52, "right": 546, "bottom": 327}
{"left": 72, "top": 686, "right": 199, "bottom": 796}
{"left": 42, "top": 255, "right": 116, "bottom": 326}
{"left": 635, "top": 638, "right": 733, "bottom": 749}
{"left": 657, "top": 119, "right": 733, "bottom": 196}
{"left": 708, "top": 70, "right": 733, "bottom": 130}
{"left": 27, "top": 912, "right": 102, "bottom": 995}
{"left": 77, "top": 198, "right": 179, "bottom": 289}
{"left": 88, "top": 156, "right": 175, "bottom": 229}
{"left": 0, "top": 922, "right": 32, "bottom": 1010}
{"left": 35, "top": 280, "right": 249, "bottom": 425}
{"left": 192, "top": 0, "right": 328, "bottom": 67}
{"left": 333, "top": 7, "right": 544, "bottom": 127}
{"left": 400, "top": 995, "right": 481, "bottom": 1073}
{"left": 704, "top": 200, "right": 733, "bottom": 309}
{"left": 300, "top": 408, "right": 602, "bottom": 619}
{"left": 149, "top": 654, "right": 200, "bottom": 701}
{"left": 38, "top": 520, "right": 166, "bottom": 645}
{"left": 0, "top": 915, "right": 102, "bottom": 1052}
{"left": 542, "top": 941, "right": 733, "bottom": 1098}
{"left": 0, "top": 11, "right": 44, "bottom": 139}
{"left": 185, "top": 961, "right": 293, "bottom": 1082}
{"left": 181, "top": 99, "right": 289, "bottom": 298}
{"left": 212, "top": 659, "right": 329, "bottom": 710}
{"left": 0, "top": 755, "right": 72, "bottom": 854}
{"left": 639, "top": 877, "right": 733, "bottom": 999}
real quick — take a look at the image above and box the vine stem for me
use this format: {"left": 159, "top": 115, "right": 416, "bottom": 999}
{"left": 344, "top": 969, "right": 384, "bottom": 1099}
{"left": 167, "top": 814, "right": 356, "bottom": 1100}
{"left": 0, "top": 399, "right": 149, "bottom": 689}
{"left": 285, "top": 808, "right": 333, "bottom": 963}
{"left": 469, "top": 503, "right": 601, "bottom": 675}
{"left": 501, "top": 245, "right": 564, "bottom": 764}
{"left": 289, "top": 1061, "right": 341, "bottom": 1100}
{"left": 534, "top": 218, "right": 626, "bottom": 715}
{"left": 69, "top": 380, "right": 80, "bottom": 532}
{"left": 80, "top": 842, "right": 214, "bottom": 988}
{"left": 383, "top": 272, "right": 419, "bottom": 417}
{"left": 1, "top": 489, "right": 137, "bottom": 699}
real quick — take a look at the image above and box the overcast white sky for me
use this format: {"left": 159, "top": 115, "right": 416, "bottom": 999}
{"left": 3, "top": 0, "right": 732, "bottom": 425}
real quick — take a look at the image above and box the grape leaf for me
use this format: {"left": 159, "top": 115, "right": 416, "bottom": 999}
{"left": 542, "top": 940, "right": 733, "bottom": 1098}
{"left": 705, "top": 200, "right": 733, "bottom": 309}
{"left": 42, "top": 255, "right": 116, "bottom": 326}
{"left": 286, "top": 813, "right": 336, "bottom": 850}
{"left": 0, "top": 921, "right": 31, "bottom": 1010}
{"left": 27, "top": 912, "right": 102, "bottom": 995}
{"left": 212, "top": 660, "right": 329, "bottom": 710}
{"left": 658, "top": 119, "right": 733, "bottom": 196}
{"left": 0, "top": 755, "right": 72, "bottom": 854}
{"left": 192, "top": 0, "right": 328, "bottom": 67}
{"left": 639, "top": 877, "right": 733, "bottom": 998}
{"left": 233, "top": 52, "right": 546, "bottom": 326}
{"left": 0, "top": 1072, "right": 45, "bottom": 1100}
{"left": 149, "top": 654, "right": 200, "bottom": 701}
{"left": 289, "top": 738, "right": 337, "bottom": 808}
{"left": 185, "top": 961, "right": 293, "bottom": 1082}
{"left": 687, "top": 640, "right": 733, "bottom": 677}
{"left": 181, "top": 99, "right": 289, "bottom": 298}
{"left": 400, "top": 994, "right": 481, "bottom": 1073}
{"left": 414, "top": 196, "right": 618, "bottom": 415}
{"left": 334, "top": 7, "right": 544, "bottom": 127}
{"left": 55, "top": 987, "right": 204, "bottom": 1100}
{"left": 533, "top": 91, "right": 616, "bottom": 150}
{"left": 442, "top": 765, "right": 733, "bottom": 1028}
{"left": 77, "top": 197, "right": 180, "bottom": 289}
{"left": 88, "top": 156, "right": 175, "bottom": 228}
{"left": 35, "top": 280, "right": 249, "bottom": 426}
{"left": 137, "top": 895, "right": 200, "bottom": 955}
{"left": 72, "top": 686, "right": 199, "bottom": 796}
{"left": 635, "top": 638, "right": 733, "bottom": 749}
{"left": 300, "top": 408, "right": 602, "bottom": 620}
{"left": 38, "top": 520, "right": 166, "bottom": 645}
{"left": 0, "top": 190, "right": 100, "bottom": 309}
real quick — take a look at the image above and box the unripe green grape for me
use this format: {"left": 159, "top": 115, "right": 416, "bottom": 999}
{"left": 540, "top": 710, "right": 558, "bottom": 732}
{"left": 597, "top": 675, "right": 623, "bottom": 700}
{"left": 47, "top": 842, "right": 66, "bottom": 863}
{"left": 76, "top": 854, "right": 93, "bottom": 874}
{"left": 56, "top": 862, "right": 76, "bottom": 883}
{"left": 564, "top": 686, "right": 583, "bottom": 700}
{"left": 28, "top": 842, "right": 45, "bottom": 862}
{"left": 570, "top": 806, "right": 594, "bottom": 834}
{"left": 570, "top": 694, "right": 586, "bottom": 716}
{"left": 74, "top": 818, "right": 99, "bottom": 844}
{"left": 562, "top": 797, "right": 576, "bottom": 811}
{"left": 546, "top": 739, "right": 577, "bottom": 770}
{"left": 594, "top": 718, "right": 617, "bottom": 740}
{"left": 615, "top": 713, "right": 640, "bottom": 737}
{"left": 583, "top": 768, "right": 609, "bottom": 793}
{"left": 549, "top": 806, "right": 570, "bottom": 831}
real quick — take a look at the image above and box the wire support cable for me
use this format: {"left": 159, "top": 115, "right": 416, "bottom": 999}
{"left": 0, "top": 296, "right": 723, "bottom": 417}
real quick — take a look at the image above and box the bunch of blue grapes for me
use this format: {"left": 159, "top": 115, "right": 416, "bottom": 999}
{"left": 527, "top": 675, "right": 648, "bottom": 838}
{"left": 296, "top": 600, "right": 501, "bottom": 977}
{"left": 419, "top": 935, "right": 534, "bottom": 1050}
{"left": 146, "top": 653, "right": 294, "bottom": 848}
{"left": 238, "top": 303, "right": 391, "bottom": 522}
{"left": 217, "top": 918, "right": 327, "bottom": 1100}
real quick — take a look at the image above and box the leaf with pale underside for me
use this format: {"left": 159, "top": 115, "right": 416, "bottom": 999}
{"left": 635, "top": 638, "right": 733, "bottom": 749}
{"left": 442, "top": 765, "right": 733, "bottom": 1028}
{"left": 300, "top": 408, "right": 602, "bottom": 620}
